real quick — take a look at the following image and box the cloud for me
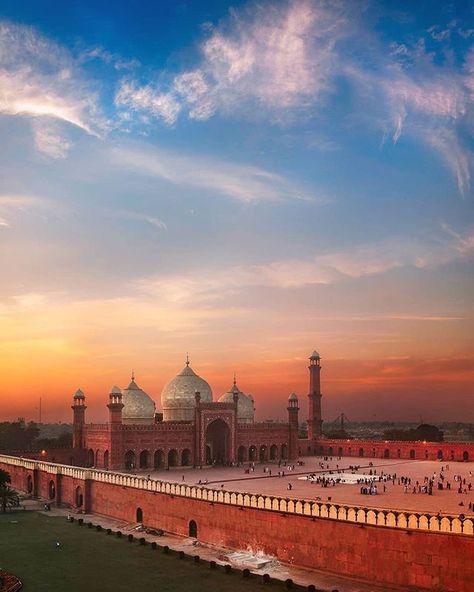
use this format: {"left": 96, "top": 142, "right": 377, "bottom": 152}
{"left": 32, "top": 120, "right": 72, "bottom": 158}
{"left": 134, "top": 227, "right": 474, "bottom": 304}
{"left": 0, "top": 194, "right": 62, "bottom": 227}
{"left": 115, "top": 80, "right": 181, "bottom": 125}
{"left": 115, "top": 0, "right": 348, "bottom": 124}
{"left": 110, "top": 144, "right": 317, "bottom": 203}
{"left": 0, "top": 20, "right": 106, "bottom": 143}
{"left": 114, "top": 209, "right": 168, "bottom": 231}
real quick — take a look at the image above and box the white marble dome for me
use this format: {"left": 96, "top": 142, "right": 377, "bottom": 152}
{"left": 161, "top": 363, "right": 212, "bottom": 421}
{"left": 121, "top": 377, "right": 156, "bottom": 424}
{"left": 218, "top": 382, "right": 254, "bottom": 424}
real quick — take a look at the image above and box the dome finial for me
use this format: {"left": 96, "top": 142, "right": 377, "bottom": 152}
{"left": 131, "top": 369, "right": 135, "bottom": 381}
{"left": 186, "top": 352, "right": 190, "bottom": 367}
{"left": 233, "top": 372, "right": 236, "bottom": 386}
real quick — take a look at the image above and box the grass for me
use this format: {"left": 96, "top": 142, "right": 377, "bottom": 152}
{"left": 0, "top": 512, "right": 291, "bottom": 592}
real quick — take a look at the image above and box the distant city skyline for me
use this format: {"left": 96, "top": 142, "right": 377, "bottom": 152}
{"left": 0, "top": 0, "right": 472, "bottom": 422}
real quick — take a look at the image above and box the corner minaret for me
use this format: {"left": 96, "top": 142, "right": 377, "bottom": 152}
{"left": 72, "top": 389, "right": 86, "bottom": 448}
{"left": 307, "top": 351, "right": 323, "bottom": 440}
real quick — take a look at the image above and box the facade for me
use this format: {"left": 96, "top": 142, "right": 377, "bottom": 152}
{"left": 72, "top": 353, "right": 317, "bottom": 471}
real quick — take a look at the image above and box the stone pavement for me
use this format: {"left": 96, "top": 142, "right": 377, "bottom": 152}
{"left": 138, "top": 455, "right": 474, "bottom": 516}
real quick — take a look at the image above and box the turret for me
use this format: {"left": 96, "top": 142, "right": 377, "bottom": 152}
{"left": 107, "top": 386, "right": 124, "bottom": 424}
{"left": 307, "top": 351, "right": 323, "bottom": 440}
{"left": 72, "top": 389, "right": 86, "bottom": 448}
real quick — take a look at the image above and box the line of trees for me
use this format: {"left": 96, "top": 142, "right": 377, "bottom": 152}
{"left": 0, "top": 421, "right": 72, "bottom": 452}
{"left": 0, "top": 469, "right": 19, "bottom": 513}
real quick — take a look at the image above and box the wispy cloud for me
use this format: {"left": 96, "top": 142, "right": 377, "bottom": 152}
{"left": 110, "top": 143, "right": 317, "bottom": 203}
{"left": 134, "top": 226, "right": 474, "bottom": 304}
{"left": 115, "top": 0, "right": 348, "bottom": 124}
{"left": 0, "top": 194, "right": 63, "bottom": 227}
{"left": 0, "top": 20, "right": 106, "bottom": 153}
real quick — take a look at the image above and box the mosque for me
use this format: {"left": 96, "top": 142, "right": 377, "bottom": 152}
{"left": 71, "top": 352, "right": 323, "bottom": 471}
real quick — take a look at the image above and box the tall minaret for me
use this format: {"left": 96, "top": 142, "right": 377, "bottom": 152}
{"left": 71, "top": 389, "right": 86, "bottom": 449}
{"left": 307, "top": 351, "right": 323, "bottom": 440}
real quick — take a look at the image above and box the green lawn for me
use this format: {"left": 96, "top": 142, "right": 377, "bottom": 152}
{"left": 0, "top": 512, "right": 291, "bottom": 592}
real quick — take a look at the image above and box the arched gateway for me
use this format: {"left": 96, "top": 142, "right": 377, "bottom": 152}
{"left": 205, "top": 419, "right": 231, "bottom": 464}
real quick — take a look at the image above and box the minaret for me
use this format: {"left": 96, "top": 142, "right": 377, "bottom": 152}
{"left": 71, "top": 389, "right": 86, "bottom": 449}
{"left": 307, "top": 351, "right": 323, "bottom": 440}
{"left": 287, "top": 393, "right": 299, "bottom": 459}
{"left": 107, "top": 386, "right": 124, "bottom": 424}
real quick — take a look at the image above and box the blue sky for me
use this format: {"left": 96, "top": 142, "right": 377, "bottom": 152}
{"left": 0, "top": 0, "right": 473, "bottom": 421}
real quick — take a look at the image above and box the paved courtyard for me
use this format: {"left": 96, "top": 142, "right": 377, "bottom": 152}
{"left": 134, "top": 455, "right": 474, "bottom": 516}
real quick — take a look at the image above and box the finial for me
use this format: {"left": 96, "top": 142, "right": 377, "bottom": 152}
{"left": 131, "top": 369, "right": 135, "bottom": 381}
{"left": 233, "top": 372, "right": 236, "bottom": 386}
{"left": 186, "top": 352, "right": 190, "bottom": 367}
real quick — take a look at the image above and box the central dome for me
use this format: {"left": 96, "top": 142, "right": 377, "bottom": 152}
{"left": 161, "top": 362, "right": 212, "bottom": 421}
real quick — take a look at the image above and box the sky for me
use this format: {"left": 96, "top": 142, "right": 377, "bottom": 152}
{"left": 0, "top": 0, "right": 473, "bottom": 424}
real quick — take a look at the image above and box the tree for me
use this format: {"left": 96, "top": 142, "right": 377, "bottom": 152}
{"left": 0, "top": 469, "right": 11, "bottom": 488}
{"left": 0, "top": 485, "right": 19, "bottom": 513}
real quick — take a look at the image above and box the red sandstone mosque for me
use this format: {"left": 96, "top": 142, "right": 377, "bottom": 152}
{"left": 71, "top": 352, "right": 324, "bottom": 471}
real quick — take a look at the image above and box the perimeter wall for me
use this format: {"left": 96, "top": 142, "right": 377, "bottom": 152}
{"left": 1, "top": 454, "right": 473, "bottom": 592}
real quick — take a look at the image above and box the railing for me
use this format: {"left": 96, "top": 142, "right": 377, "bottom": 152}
{"left": 1, "top": 453, "right": 472, "bottom": 536}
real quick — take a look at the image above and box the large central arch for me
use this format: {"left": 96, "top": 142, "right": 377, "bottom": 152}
{"left": 205, "top": 419, "right": 231, "bottom": 464}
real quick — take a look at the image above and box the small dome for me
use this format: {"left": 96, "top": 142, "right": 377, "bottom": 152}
{"left": 121, "top": 377, "right": 155, "bottom": 424}
{"left": 288, "top": 392, "right": 298, "bottom": 401}
{"left": 309, "top": 350, "right": 320, "bottom": 359}
{"left": 161, "top": 362, "right": 212, "bottom": 421}
{"left": 110, "top": 385, "right": 122, "bottom": 395}
{"left": 73, "top": 389, "right": 85, "bottom": 399}
{"left": 218, "top": 381, "right": 254, "bottom": 424}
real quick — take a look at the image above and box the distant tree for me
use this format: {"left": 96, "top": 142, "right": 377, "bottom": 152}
{"left": 384, "top": 424, "right": 444, "bottom": 442}
{"left": 0, "top": 485, "right": 20, "bottom": 513}
{"left": 0, "top": 469, "right": 11, "bottom": 488}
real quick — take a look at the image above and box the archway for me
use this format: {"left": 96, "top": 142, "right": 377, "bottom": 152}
{"left": 139, "top": 450, "right": 149, "bottom": 469}
{"left": 87, "top": 449, "right": 94, "bottom": 467}
{"left": 397, "top": 449, "right": 401, "bottom": 459}
{"left": 181, "top": 449, "right": 191, "bottom": 466}
{"left": 425, "top": 450, "right": 429, "bottom": 460}
{"left": 281, "top": 443, "right": 288, "bottom": 459}
{"left": 205, "top": 419, "right": 231, "bottom": 464}
{"left": 168, "top": 449, "right": 178, "bottom": 467}
{"left": 328, "top": 447, "right": 333, "bottom": 456}
{"left": 136, "top": 507, "right": 143, "bottom": 523}
{"left": 75, "top": 486, "right": 83, "bottom": 507}
{"left": 410, "top": 449, "right": 416, "bottom": 460}
{"left": 270, "top": 444, "right": 278, "bottom": 460}
{"left": 463, "top": 451, "right": 469, "bottom": 461}
{"left": 249, "top": 446, "right": 257, "bottom": 462}
{"left": 259, "top": 445, "right": 267, "bottom": 462}
{"left": 48, "top": 480, "right": 55, "bottom": 500}
{"left": 103, "top": 450, "right": 109, "bottom": 470}
{"left": 154, "top": 450, "right": 164, "bottom": 468}
{"left": 437, "top": 450, "right": 443, "bottom": 460}
{"left": 359, "top": 448, "right": 364, "bottom": 457}
{"left": 338, "top": 447, "right": 343, "bottom": 457}
{"left": 189, "top": 520, "right": 198, "bottom": 538}
{"left": 384, "top": 449, "right": 390, "bottom": 459}
{"left": 26, "top": 475, "right": 33, "bottom": 494}
{"left": 237, "top": 446, "right": 246, "bottom": 462}
{"left": 125, "top": 450, "right": 135, "bottom": 470}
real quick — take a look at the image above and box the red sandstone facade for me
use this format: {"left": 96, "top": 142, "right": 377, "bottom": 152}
{"left": 72, "top": 380, "right": 301, "bottom": 471}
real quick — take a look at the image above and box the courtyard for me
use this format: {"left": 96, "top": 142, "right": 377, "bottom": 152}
{"left": 136, "top": 455, "right": 474, "bottom": 516}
